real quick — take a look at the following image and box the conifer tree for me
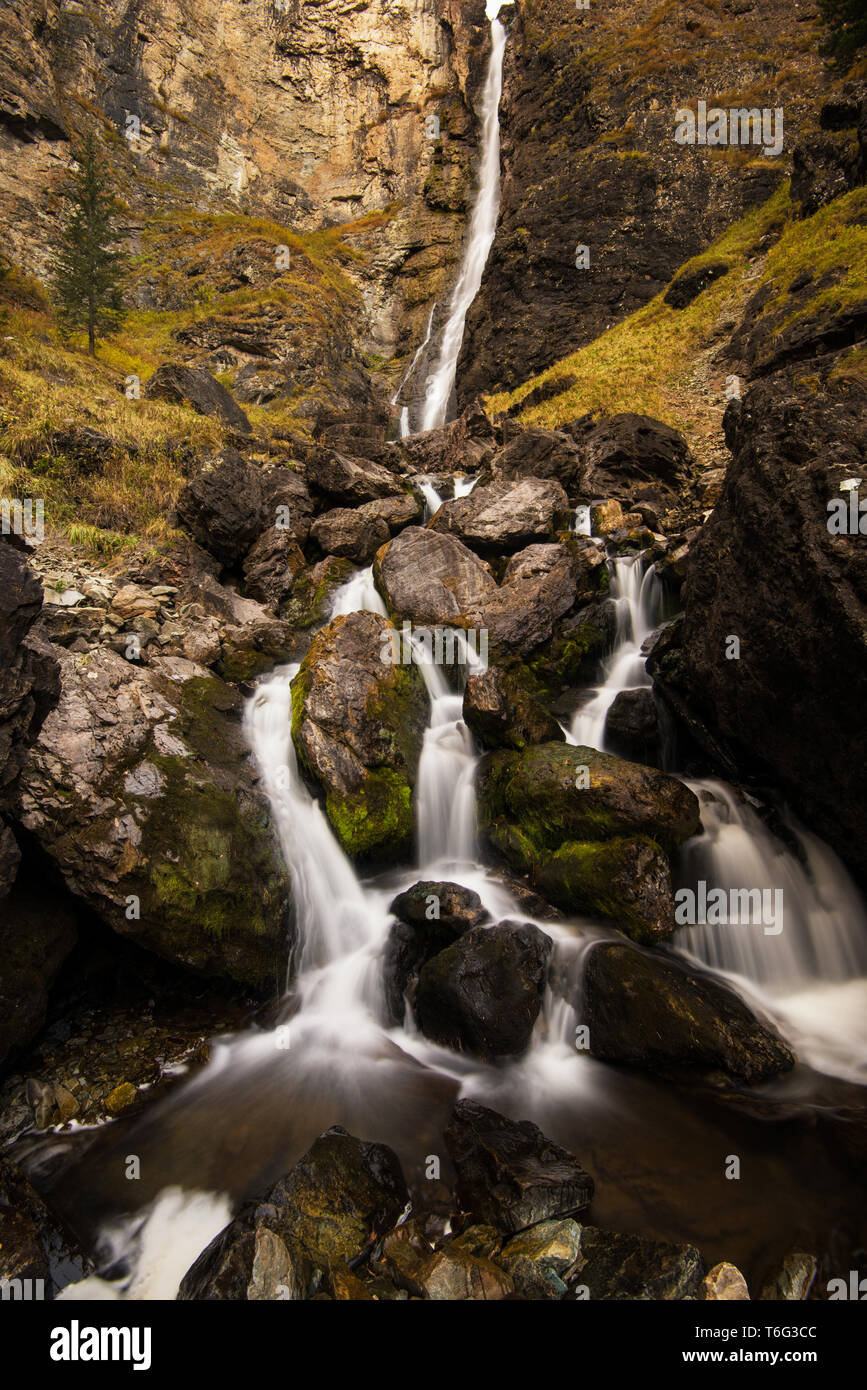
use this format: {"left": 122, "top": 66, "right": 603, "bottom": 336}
{"left": 51, "top": 130, "right": 126, "bottom": 355}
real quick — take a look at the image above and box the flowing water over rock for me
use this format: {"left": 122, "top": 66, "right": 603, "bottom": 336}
{"left": 41, "top": 537, "right": 867, "bottom": 1300}
{"left": 421, "top": 19, "right": 506, "bottom": 432}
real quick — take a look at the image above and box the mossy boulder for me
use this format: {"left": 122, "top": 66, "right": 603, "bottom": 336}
{"left": 537, "top": 836, "right": 675, "bottom": 945}
{"left": 16, "top": 649, "right": 292, "bottom": 989}
{"left": 477, "top": 743, "right": 700, "bottom": 939}
{"left": 382, "top": 881, "right": 491, "bottom": 1026}
{"left": 463, "top": 662, "right": 563, "bottom": 751}
{"left": 291, "top": 611, "right": 429, "bottom": 865}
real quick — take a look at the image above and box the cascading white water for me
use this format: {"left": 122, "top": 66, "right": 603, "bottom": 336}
{"left": 420, "top": 20, "right": 506, "bottom": 432}
{"left": 392, "top": 303, "right": 437, "bottom": 438}
{"left": 568, "top": 554, "right": 663, "bottom": 749}
{"left": 330, "top": 567, "right": 388, "bottom": 618}
{"left": 412, "top": 630, "right": 483, "bottom": 867}
{"left": 568, "top": 550, "right": 867, "bottom": 1084}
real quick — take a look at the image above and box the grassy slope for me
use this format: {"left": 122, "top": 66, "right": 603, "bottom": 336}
{"left": 0, "top": 209, "right": 389, "bottom": 555}
{"left": 486, "top": 183, "right": 867, "bottom": 469}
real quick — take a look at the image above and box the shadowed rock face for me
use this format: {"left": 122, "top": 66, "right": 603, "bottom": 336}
{"left": 582, "top": 943, "right": 796, "bottom": 1084}
{"left": 0, "top": 541, "right": 60, "bottom": 817}
{"left": 655, "top": 367, "right": 867, "bottom": 882}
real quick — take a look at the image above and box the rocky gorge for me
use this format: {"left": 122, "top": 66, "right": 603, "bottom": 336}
{"left": 0, "top": 0, "right": 866, "bottom": 1319}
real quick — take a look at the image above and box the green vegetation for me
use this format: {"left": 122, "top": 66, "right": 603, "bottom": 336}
{"left": 51, "top": 130, "right": 127, "bottom": 356}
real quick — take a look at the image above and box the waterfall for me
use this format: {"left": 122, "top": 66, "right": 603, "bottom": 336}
{"left": 420, "top": 19, "right": 506, "bottom": 432}
{"left": 568, "top": 554, "right": 663, "bottom": 749}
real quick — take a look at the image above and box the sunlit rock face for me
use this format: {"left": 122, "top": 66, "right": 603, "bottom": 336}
{"left": 0, "top": 0, "right": 489, "bottom": 353}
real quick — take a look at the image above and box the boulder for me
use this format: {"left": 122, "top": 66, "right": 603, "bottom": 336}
{"left": 604, "top": 687, "right": 660, "bottom": 764}
{"left": 569, "top": 1225, "right": 704, "bottom": 1300}
{"left": 310, "top": 505, "right": 391, "bottom": 563}
{"left": 176, "top": 449, "right": 266, "bottom": 566}
{"left": 242, "top": 528, "right": 307, "bottom": 609}
{"left": 144, "top": 362, "right": 252, "bottom": 434}
{"left": 428, "top": 477, "right": 570, "bottom": 554}
{"left": 661, "top": 368, "right": 867, "bottom": 880}
{"left": 536, "top": 836, "right": 676, "bottom": 944}
{"left": 489, "top": 424, "right": 588, "bottom": 495}
{"left": 498, "top": 1218, "right": 583, "bottom": 1299}
{"left": 582, "top": 943, "right": 796, "bottom": 1083}
{"left": 415, "top": 922, "right": 553, "bottom": 1060}
{"left": 444, "top": 1099, "right": 594, "bottom": 1233}
{"left": 180, "top": 1126, "right": 409, "bottom": 1298}
{"left": 304, "top": 447, "right": 408, "bottom": 505}
{"left": 374, "top": 526, "right": 497, "bottom": 626}
{"left": 527, "top": 596, "right": 616, "bottom": 697}
{"left": 462, "top": 542, "right": 587, "bottom": 658}
{"left": 383, "top": 881, "right": 490, "bottom": 1026}
{"left": 463, "top": 663, "right": 564, "bottom": 750}
{"left": 16, "top": 649, "right": 292, "bottom": 987}
{"left": 759, "top": 1252, "right": 817, "bottom": 1301}
{"left": 698, "top": 1262, "right": 750, "bottom": 1300}
{"left": 564, "top": 413, "right": 693, "bottom": 504}
{"left": 291, "top": 612, "right": 429, "bottom": 864}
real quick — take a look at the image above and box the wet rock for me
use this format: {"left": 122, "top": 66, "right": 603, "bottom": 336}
{"left": 176, "top": 449, "right": 266, "bottom": 566}
{"left": 590, "top": 499, "right": 623, "bottom": 536}
{"left": 569, "top": 1225, "right": 704, "bottom": 1300}
{"left": 428, "top": 477, "right": 570, "bottom": 555}
{"left": 17, "top": 648, "right": 292, "bottom": 987}
{"left": 479, "top": 742, "right": 700, "bottom": 851}
{"left": 463, "top": 663, "right": 563, "bottom": 750}
{"left": 242, "top": 528, "right": 306, "bottom": 609}
{"left": 291, "top": 611, "right": 429, "bottom": 864}
{"left": 582, "top": 943, "right": 796, "bottom": 1084}
{"left": 416, "top": 922, "right": 552, "bottom": 1060}
{"left": 604, "top": 688, "right": 660, "bottom": 764}
{"left": 374, "top": 526, "right": 497, "bottom": 626}
{"left": 0, "top": 1153, "right": 85, "bottom": 1293}
{"left": 528, "top": 595, "right": 616, "bottom": 695}
{"left": 181, "top": 1125, "right": 409, "bottom": 1300}
{"left": 144, "top": 362, "right": 252, "bottom": 434}
{"left": 0, "top": 876, "right": 77, "bottom": 1068}
{"left": 759, "top": 1252, "right": 818, "bottom": 1301}
{"left": 698, "top": 1261, "right": 750, "bottom": 1300}
{"left": 282, "top": 556, "right": 354, "bottom": 631}
{"left": 537, "top": 835, "right": 676, "bottom": 944}
{"left": 408, "top": 1244, "right": 513, "bottom": 1300}
{"left": 310, "top": 505, "right": 391, "bottom": 563}
{"left": 662, "top": 367, "right": 867, "bottom": 880}
{"left": 444, "top": 1099, "right": 594, "bottom": 1233}
{"left": 383, "top": 881, "right": 490, "bottom": 1026}
{"left": 498, "top": 1218, "right": 582, "bottom": 1299}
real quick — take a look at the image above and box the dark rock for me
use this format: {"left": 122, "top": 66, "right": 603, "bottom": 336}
{"left": 0, "top": 823, "right": 21, "bottom": 896}
{"left": 489, "top": 424, "right": 588, "bottom": 495}
{"left": 291, "top": 611, "right": 429, "bottom": 864}
{"left": 444, "top": 1099, "right": 594, "bottom": 1233}
{"left": 47, "top": 426, "right": 122, "bottom": 473}
{"left": 304, "top": 447, "right": 407, "bottom": 505}
{"left": 176, "top": 449, "right": 266, "bottom": 566}
{"left": 759, "top": 1252, "right": 818, "bottom": 1301}
{"left": 463, "top": 542, "right": 588, "bottom": 659}
{"left": 605, "top": 687, "right": 660, "bottom": 764}
{"left": 0, "top": 541, "right": 60, "bottom": 811}
{"left": 565, "top": 413, "right": 693, "bottom": 504}
{"left": 582, "top": 943, "right": 796, "bottom": 1083}
{"left": 537, "top": 835, "right": 676, "bottom": 944}
{"left": 415, "top": 921, "right": 553, "bottom": 1059}
{"left": 0, "top": 875, "right": 77, "bottom": 1068}
{"left": 144, "top": 362, "right": 252, "bottom": 434}
{"left": 569, "top": 1225, "right": 704, "bottom": 1300}
{"left": 463, "top": 663, "right": 564, "bottom": 750}
{"left": 668, "top": 367, "right": 867, "bottom": 880}
{"left": 383, "top": 881, "right": 490, "bottom": 1025}
{"left": 242, "top": 528, "right": 307, "bottom": 609}
{"left": 664, "top": 260, "right": 729, "bottom": 309}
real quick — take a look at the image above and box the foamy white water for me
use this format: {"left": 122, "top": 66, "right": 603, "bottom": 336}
{"left": 421, "top": 20, "right": 506, "bottom": 430}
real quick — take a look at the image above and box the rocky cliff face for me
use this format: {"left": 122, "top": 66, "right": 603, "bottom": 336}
{"left": 457, "top": 0, "right": 831, "bottom": 405}
{"left": 0, "top": 0, "right": 489, "bottom": 359}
